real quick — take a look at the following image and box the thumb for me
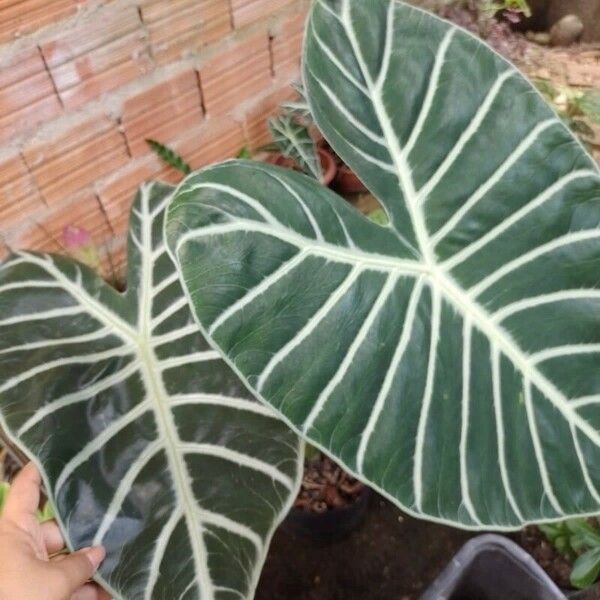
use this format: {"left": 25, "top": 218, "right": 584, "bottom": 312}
{"left": 48, "top": 546, "right": 105, "bottom": 598}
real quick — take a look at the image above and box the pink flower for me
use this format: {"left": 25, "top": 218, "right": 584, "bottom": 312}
{"left": 62, "top": 225, "right": 91, "bottom": 250}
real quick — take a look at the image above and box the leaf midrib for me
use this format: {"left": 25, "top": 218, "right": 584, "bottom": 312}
{"left": 310, "top": 0, "right": 600, "bottom": 449}
{"left": 24, "top": 201, "right": 216, "bottom": 597}
{"left": 432, "top": 268, "right": 600, "bottom": 446}
{"left": 137, "top": 186, "right": 213, "bottom": 600}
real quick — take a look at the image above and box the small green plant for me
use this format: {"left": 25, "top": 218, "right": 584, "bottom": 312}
{"left": 534, "top": 80, "right": 600, "bottom": 146}
{"left": 0, "top": 481, "right": 54, "bottom": 523}
{"left": 268, "top": 114, "right": 322, "bottom": 180}
{"left": 541, "top": 519, "right": 600, "bottom": 589}
{"left": 145, "top": 139, "right": 191, "bottom": 175}
{"left": 280, "top": 81, "right": 311, "bottom": 119}
{"left": 236, "top": 146, "right": 252, "bottom": 159}
{"left": 480, "top": 0, "right": 531, "bottom": 18}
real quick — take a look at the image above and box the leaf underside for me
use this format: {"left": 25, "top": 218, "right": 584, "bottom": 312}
{"left": 166, "top": 0, "right": 600, "bottom": 531}
{"left": 0, "top": 183, "right": 302, "bottom": 600}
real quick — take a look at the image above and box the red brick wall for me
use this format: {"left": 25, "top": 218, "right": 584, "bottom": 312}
{"left": 0, "top": 0, "right": 309, "bottom": 278}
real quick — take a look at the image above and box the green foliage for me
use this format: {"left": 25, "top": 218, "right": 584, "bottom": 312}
{"left": 268, "top": 114, "right": 322, "bottom": 179}
{"left": 145, "top": 139, "right": 191, "bottom": 175}
{"left": 534, "top": 80, "right": 600, "bottom": 146}
{"left": 281, "top": 82, "right": 312, "bottom": 120}
{"left": 367, "top": 208, "right": 390, "bottom": 226}
{"left": 541, "top": 519, "right": 600, "bottom": 589}
{"left": 0, "top": 183, "right": 301, "bottom": 599}
{"left": 236, "top": 146, "right": 252, "bottom": 159}
{"left": 576, "top": 91, "right": 600, "bottom": 125}
{"left": 480, "top": 0, "right": 531, "bottom": 17}
{"left": 0, "top": 480, "right": 54, "bottom": 522}
{"left": 0, "top": 482, "right": 9, "bottom": 515}
{"left": 167, "top": 0, "right": 600, "bottom": 532}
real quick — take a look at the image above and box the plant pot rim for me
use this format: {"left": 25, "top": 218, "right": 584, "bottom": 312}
{"left": 420, "top": 533, "right": 565, "bottom": 600}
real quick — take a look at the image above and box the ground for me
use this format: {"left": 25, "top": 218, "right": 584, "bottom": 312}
{"left": 257, "top": 494, "right": 473, "bottom": 600}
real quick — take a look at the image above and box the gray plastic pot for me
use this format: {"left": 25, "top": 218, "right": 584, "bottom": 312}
{"left": 420, "top": 534, "right": 566, "bottom": 600}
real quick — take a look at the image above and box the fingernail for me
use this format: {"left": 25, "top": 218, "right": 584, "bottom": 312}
{"left": 81, "top": 545, "right": 106, "bottom": 570}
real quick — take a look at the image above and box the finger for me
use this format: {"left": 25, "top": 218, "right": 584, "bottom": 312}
{"left": 70, "top": 583, "right": 110, "bottom": 600}
{"left": 42, "top": 520, "right": 65, "bottom": 555}
{"left": 3, "top": 462, "right": 41, "bottom": 523}
{"left": 48, "top": 546, "right": 105, "bottom": 598}
{"left": 98, "top": 586, "right": 111, "bottom": 600}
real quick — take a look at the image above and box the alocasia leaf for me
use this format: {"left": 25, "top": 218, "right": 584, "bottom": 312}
{"left": 166, "top": 0, "right": 600, "bottom": 530}
{"left": 0, "top": 182, "right": 302, "bottom": 599}
{"left": 268, "top": 114, "right": 323, "bottom": 180}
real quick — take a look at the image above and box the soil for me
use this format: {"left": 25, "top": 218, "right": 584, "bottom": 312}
{"left": 525, "top": 0, "right": 600, "bottom": 42}
{"left": 257, "top": 493, "right": 474, "bottom": 600}
{"left": 295, "top": 454, "right": 365, "bottom": 513}
{"left": 513, "top": 526, "right": 573, "bottom": 589}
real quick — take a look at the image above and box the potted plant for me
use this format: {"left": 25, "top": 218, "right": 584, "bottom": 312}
{"left": 272, "top": 83, "right": 370, "bottom": 194}
{"left": 538, "top": 519, "right": 600, "bottom": 593}
{"left": 265, "top": 113, "right": 338, "bottom": 186}
{"left": 284, "top": 448, "right": 370, "bottom": 544}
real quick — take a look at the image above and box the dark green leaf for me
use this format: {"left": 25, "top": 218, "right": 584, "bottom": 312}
{"left": 166, "top": 0, "right": 600, "bottom": 530}
{"left": 0, "top": 183, "right": 302, "bottom": 599}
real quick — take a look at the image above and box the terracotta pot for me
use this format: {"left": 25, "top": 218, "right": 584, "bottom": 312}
{"left": 266, "top": 149, "right": 337, "bottom": 187}
{"left": 334, "top": 164, "right": 369, "bottom": 194}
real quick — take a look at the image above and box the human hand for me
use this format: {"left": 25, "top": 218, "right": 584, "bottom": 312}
{"left": 0, "top": 462, "right": 109, "bottom": 600}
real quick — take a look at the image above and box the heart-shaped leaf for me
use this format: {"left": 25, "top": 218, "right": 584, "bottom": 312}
{"left": 166, "top": 0, "right": 600, "bottom": 530}
{"left": 0, "top": 182, "right": 302, "bottom": 599}
{"left": 269, "top": 114, "right": 322, "bottom": 180}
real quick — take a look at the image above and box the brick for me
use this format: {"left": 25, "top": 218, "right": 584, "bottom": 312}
{"left": 200, "top": 32, "right": 272, "bottom": 117}
{"left": 230, "top": 0, "right": 295, "bottom": 28}
{"left": 97, "top": 154, "right": 170, "bottom": 235}
{"left": 0, "top": 0, "right": 78, "bottom": 45}
{"left": 0, "top": 238, "right": 9, "bottom": 262}
{"left": 23, "top": 115, "right": 129, "bottom": 205}
{"left": 33, "top": 189, "right": 113, "bottom": 249}
{"left": 0, "top": 47, "right": 62, "bottom": 144}
{"left": 172, "top": 117, "right": 246, "bottom": 170}
{"left": 0, "top": 151, "right": 45, "bottom": 233}
{"left": 242, "top": 85, "right": 297, "bottom": 149}
{"left": 140, "top": 0, "right": 231, "bottom": 65}
{"left": 271, "top": 12, "right": 305, "bottom": 80}
{"left": 6, "top": 223, "right": 61, "bottom": 254}
{"left": 98, "top": 117, "right": 245, "bottom": 234}
{"left": 100, "top": 236, "right": 127, "bottom": 287}
{"left": 6, "top": 188, "right": 112, "bottom": 256}
{"left": 40, "top": 5, "right": 151, "bottom": 110}
{"left": 122, "top": 69, "right": 203, "bottom": 157}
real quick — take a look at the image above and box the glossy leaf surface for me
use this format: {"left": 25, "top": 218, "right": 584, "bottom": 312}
{"left": 166, "top": 0, "right": 600, "bottom": 529}
{"left": 0, "top": 183, "right": 302, "bottom": 599}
